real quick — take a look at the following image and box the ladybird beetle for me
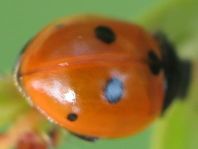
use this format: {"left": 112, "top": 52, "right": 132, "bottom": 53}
{"left": 14, "top": 16, "right": 191, "bottom": 141}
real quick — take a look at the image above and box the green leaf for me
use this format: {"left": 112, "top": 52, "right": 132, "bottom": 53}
{"left": 140, "top": 0, "right": 198, "bottom": 149}
{"left": 0, "top": 77, "right": 29, "bottom": 128}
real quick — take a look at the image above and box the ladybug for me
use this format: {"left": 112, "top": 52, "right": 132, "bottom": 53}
{"left": 14, "top": 16, "right": 191, "bottom": 141}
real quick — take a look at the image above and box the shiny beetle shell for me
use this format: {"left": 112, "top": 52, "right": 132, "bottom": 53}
{"left": 14, "top": 16, "right": 165, "bottom": 138}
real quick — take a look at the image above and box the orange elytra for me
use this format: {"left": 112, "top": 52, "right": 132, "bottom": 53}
{"left": 14, "top": 16, "right": 191, "bottom": 141}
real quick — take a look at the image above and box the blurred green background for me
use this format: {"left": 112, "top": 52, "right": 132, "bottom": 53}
{"left": 0, "top": 0, "right": 197, "bottom": 149}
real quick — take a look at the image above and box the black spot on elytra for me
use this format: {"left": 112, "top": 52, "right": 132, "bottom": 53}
{"left": 95, "top": 26, "right": 116, "bottom": 44}
{"left": 148, "top": 50, "right": 162, "bottom": 75}
{"left": 67, "top": 113, "right": 78, "bottom": 121}
{"left": 56, "top": 24, "right": 65, "bottom": 29}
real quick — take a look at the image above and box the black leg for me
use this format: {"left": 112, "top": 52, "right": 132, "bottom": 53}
{"left": 70, "top": 132, "right": 99, "bottom": 142}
